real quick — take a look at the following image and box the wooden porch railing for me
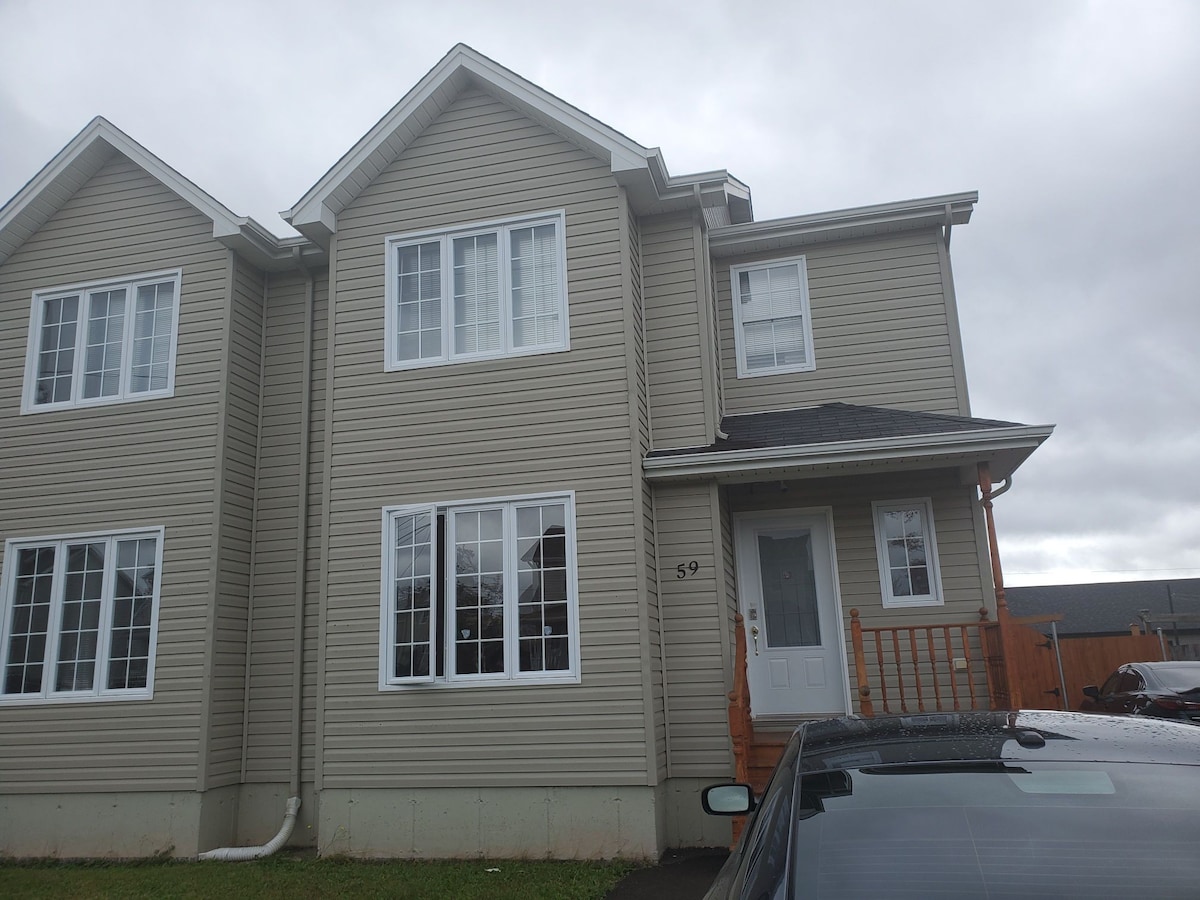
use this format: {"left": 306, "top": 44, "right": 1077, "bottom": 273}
{"left": 849, "top": 607, "right": 1009, "bottom": 715}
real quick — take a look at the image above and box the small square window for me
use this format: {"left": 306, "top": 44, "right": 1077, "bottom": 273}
{"left": 872, "top": 499, "right": 944, "bottom": 608}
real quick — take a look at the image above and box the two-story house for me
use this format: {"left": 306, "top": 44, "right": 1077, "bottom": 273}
{"left": 0, "top": 45, "right": 1051, "bottom": 859}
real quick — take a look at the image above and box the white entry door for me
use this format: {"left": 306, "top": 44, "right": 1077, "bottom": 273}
{"left": 734, "top": 512, "right": 849, "bottom": 718}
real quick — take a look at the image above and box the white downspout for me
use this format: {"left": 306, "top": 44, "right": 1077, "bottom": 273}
{"left": 200, "top": 798, "right": 302, "bottom": 861}
{"left": 202, "top": 250, "right": 315, "bottom": 860}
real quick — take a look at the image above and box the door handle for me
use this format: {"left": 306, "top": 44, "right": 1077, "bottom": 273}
{"left": 750, "top": 625, "right": 760, "bottom": 656}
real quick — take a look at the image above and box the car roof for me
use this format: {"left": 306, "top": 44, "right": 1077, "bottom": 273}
{"left": 795, "top": 710, "right": 1200, "bottom": 771}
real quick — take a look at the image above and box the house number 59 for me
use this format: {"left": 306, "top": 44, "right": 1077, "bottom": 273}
{"left": 676, "top": 561, "right": 699, "bottom": 579}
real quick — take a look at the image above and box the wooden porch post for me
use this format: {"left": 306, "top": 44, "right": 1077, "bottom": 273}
{"left": 849, "top": 609, "right": 874, "bottom": 717}
{"left": 728, "top": 613, "right": 752, "bottom": 786}
{"left": 979, "top": 461, "right": 1022, "bottom": 709}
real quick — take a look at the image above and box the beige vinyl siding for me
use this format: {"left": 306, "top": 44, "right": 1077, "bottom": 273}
{"left": 718, "top": 231, "right": 964, "bottom": 415}
{"left": 321, "top": 88, "right": 649, "bottom": 788}
{"left": 726, "top": 470, "right": 989, "bottom": 702}
{"left": 202, "top": 257, "right": 263, "bottom": 789}
{"left": 655, "top": 482, "right": 732, "bottom": 777}
{"left": 621, "top": 197, "right": 666, "bottom": 781}
{"left": 0, "top": 152, "right": 229, "bottom": 791}
{"left": 244, "top": 271, "right": 327, "bottom": 785}
{"left": 642, "top": 213, "right": 710, "bottom": 449}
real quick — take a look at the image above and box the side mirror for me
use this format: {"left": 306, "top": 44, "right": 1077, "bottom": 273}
{"left": 1082, "top": 685, "right": 1101, "bottom": 700}
{"left": 702, "top": 783, "right": 755, "bottom": 816}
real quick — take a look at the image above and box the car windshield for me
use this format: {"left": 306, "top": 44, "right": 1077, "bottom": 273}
{"left": 1151, "top": 664, "right": 1200, "bottom": 693}
{"left": 790, "top": 760, "right": 1200, "bottom": 898}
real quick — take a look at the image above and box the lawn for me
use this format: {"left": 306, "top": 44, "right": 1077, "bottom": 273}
{"left": 0, "top": 855, "right": 639, "bottom": 899}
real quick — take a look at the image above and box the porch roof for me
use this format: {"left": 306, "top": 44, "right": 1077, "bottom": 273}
{"left": 643, "top": 403, "right": 1053, "bottom": 483}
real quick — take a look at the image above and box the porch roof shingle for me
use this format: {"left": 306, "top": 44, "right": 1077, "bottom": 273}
{"left": 647, "top": 403, "right": 1027, "bottom": 458}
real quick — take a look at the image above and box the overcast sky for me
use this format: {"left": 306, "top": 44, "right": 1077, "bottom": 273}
{"left": 2, "top": 0, "right": 1197, "bottom": 586}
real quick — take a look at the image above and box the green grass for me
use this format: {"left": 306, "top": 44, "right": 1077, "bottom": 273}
{"left": 0, "top": 855, "right": 640, "bottom": 899}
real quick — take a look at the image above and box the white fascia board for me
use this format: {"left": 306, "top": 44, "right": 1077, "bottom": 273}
{"left": 0, "top": 116, "right": 300, "bottom": 267}
{"left": 286, "top": 44, "right": 663, "bottom": 233}
{"left": 708, "top": 191, "right": 978, "bottom": 254}
{"left": 642, "top": 425, "right": 1054, "bottom": 480}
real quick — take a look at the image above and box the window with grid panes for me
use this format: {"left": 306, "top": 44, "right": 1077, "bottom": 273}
{"left": 23, "top": 271, "right": 180, "bottom": 412}
{"left": 380, "top": 494, "right": 578, "bottom": 687}
{"left": 729, "top": 256, "right": 815, "bottom": 378}
{"left": 384, "top": 213, "right": 567, "bottom": 370}
{"left": 0, "top": 529, "right": 162, "bottom": 703}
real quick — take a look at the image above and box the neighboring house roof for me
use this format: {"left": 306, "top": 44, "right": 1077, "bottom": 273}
{"left": 1006, "top": 580, "right": 1200, "bottom": 636}
{"left": 643, "top": 402, "right": 1053, "bottom": 482}
{"left": 0, "top": 116, "right": 322, "bottom": 272}
{"left": 283, "top": 43, "right": 752, "bottom": 245}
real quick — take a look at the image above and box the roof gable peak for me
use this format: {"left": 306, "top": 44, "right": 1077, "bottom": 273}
{"left": 283, "top": 44, "right": 749, "bottom": 245}
{"left": 0, "top": 117, "right": 312, "bottom": 271}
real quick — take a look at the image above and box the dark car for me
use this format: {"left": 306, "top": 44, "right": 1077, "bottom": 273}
{"left": 701, "top": 711, "right": 1200, "bottom": 899}
{"left": 1081, "top": 661, "right": 1200, "bottom": 723}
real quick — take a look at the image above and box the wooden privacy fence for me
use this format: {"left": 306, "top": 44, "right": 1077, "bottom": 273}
{"left": 1007, "top": 627, "right": 1170, "bottom": 711}
{"left": 849, "top": 608, "right": 1005, "bottom": 715}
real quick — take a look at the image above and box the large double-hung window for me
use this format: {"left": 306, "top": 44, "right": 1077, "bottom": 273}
{"left": 730, "top": 255, "right": 815, "bottom": 378}
{"left": 0, "top": 528, "right": 163, "bottom": 703}
{"left": 22, "top": 270, "right": 181, "bottom": 412}
{"left": 380, "top": 493, "right": 579, "bottom": 688}
{"left": 384, "top": 212, "right": 568, "bottom": 370}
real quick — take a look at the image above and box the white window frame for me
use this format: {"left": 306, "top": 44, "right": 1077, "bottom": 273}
{"left": 21, "top": 270, "right": 183, "bottom": 413}
{"left": 378, "top": 491, "right": 581, "bottom": 690}
{"left": 871, "top": 498, "right": 944, "bottom": 608}
{"left": 729, "top": 255, "right": 816, "bottom": 379}
{"left": 383, "top": 211, "right": 569, "bottom": 371}
{"left": 0, "top": 526, "right": 164, "bottom": 705}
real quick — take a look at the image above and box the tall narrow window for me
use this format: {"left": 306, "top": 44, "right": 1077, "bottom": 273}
{"left": 730, "top": 256, "right": 815, "bottom": 378}
{"left": 380, "top": 494, "right": 579, "bottom": 688}
{"left": 385, "top": 212, "right": 568, "bottom": 370}
{"left": 872, "top": 499, "right": 944, "bottom": 608}
{"left": 1, "top": 529, "right": 163, "bottom": 703}
{"left": 24, "top": 271, "right": 181, "bottom": 412}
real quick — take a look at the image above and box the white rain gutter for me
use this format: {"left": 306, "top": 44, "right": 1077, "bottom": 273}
{"left": 642, "top": 425, "right": 1054, "bottom": 480}
{"left": 202, "top": 249, "right": 316, "bottom": 861}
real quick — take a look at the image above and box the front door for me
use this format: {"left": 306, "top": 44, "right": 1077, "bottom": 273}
{"left": 734, "top": 512, "right": 848, "bottom": 718}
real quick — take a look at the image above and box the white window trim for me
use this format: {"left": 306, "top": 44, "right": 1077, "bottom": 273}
{"left": 729, "top": 254, "right": 816, "bottom": 379}
{"left": 378, "top": 490, "right": 581, "bottom": 690}
{"left": 383, "top": 211, "right": 570, "bottom": 371}
{"left": 0, "top": 526, "right": 164, "bottom": 705}
{"left": 872, "top": 498, "right": 944, "bottom": 608}
{"left": 21, "top": 269, "right": 183, "bottom": 414}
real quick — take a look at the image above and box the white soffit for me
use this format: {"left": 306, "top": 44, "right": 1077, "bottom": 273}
{"left": 642, "top": 425, "right": 1054, "bottom": 483}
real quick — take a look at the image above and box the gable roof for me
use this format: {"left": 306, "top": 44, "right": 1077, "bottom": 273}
{"left": 0, "top": 117, "right": 321, "bottom": 272}
{"left": 1006, "top": 579, "right": 1200, "bottom": 636}
{"left": 283, "top": 44, "right": 752, "bottom": 245}
{"left": 643, "top": 402, "right": 1053, "bottom": 482}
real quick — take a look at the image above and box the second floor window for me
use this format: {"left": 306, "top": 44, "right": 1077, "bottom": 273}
{"left": 23, "top": 270, "right": 181, "bottom": 412}
{"left": 384, "top": 212, "right": 568, "bottom": 370}
{"left": 730, "top": 255, "right": 815, "bottom": 378}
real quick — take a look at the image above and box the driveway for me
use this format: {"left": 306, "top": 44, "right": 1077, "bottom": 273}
{"left": 605, "top": 848, "right": 729, "bottom": 899}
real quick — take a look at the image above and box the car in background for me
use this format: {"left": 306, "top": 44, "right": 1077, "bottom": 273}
{"left": 701, "top": 711, "right": 1200, "bottom": 899}
{"left": 1082, "top": 661, "right": 1200, "bottom": 724}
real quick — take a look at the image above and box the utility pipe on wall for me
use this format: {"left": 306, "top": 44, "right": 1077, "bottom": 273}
{"left": 202, "top": 252, "right": 315, "bottom": 861}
